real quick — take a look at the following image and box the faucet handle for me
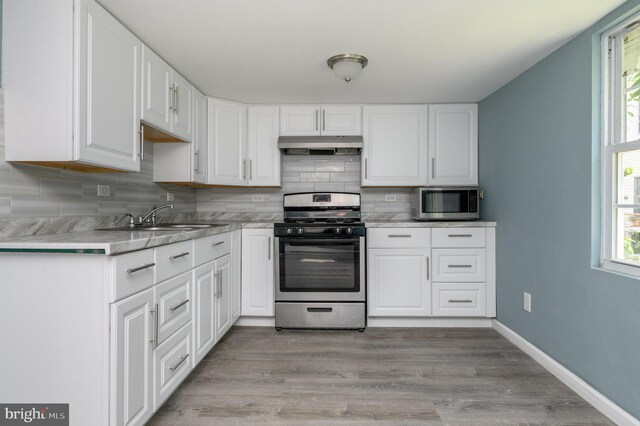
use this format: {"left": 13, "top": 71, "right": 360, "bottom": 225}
{"left": 123, "top": 213, "right": 136, "bottom": 228}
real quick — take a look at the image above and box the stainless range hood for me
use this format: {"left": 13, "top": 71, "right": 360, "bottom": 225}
{"left": 278, "top": 136, "right": 363, "bottom": 155}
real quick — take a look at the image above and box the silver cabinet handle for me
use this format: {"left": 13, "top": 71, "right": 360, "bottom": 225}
{"left": 448, "top": 264, "right": 472, "bottom": 268}
{"left": 168, "top": 85, "right": 174, "bottom": 111}
{"left": 169, "top": 299, "right": 189, "bottom": 311}
{"left": 127, "top": 262, "right": 155, "bottom": 274}
{"left": 388, "top": 234, "right": 411, "bottom": 238}
{"left": 315, "top": 109, "right": 319, "bottom": 131}
{"left": 212, "top": 241, "right": 224, "bottom": 247}
{"left": 174, "top": 84, "right": 179, "bottom": 114}
{"left": 268, "top": 237, "right": 271, "bottom": 260}
{"left": 249, "top": 159, "right": 253, "bottom": 181}
{"left": 322, "top": 109, "right": 325, "bottom": 131}
{"left": 431, "top": 158, "right": 435, "bottom": 179}
{"left": 138, "top": 125, "right": 145, "bottom": 161}
{"left": 194, "top": 150, "right": 199, "bottom": 173}
{"left": 150, "top": 303, "right": 159, "bottom": 348}
{"left": 448, "top": 299, "right": 473, "bottom": 303}
{"left": 448, "top": 234, "right": 473, "bottom": 238}
{"left": 215, "top": 270, "right": 222, "bottom": 298}
{"left": 426, "top": 257, "right": 430, "bottom": 280}
{"left": 170, "top": 252, "right": 190, "bottom": 260}
{"left": 218, "top": 270, "right": 223, "bottom": 298}
{"left": 364, "top": 158, "right": 368, "bottom": 179}
{"left": 242, "top": 159, "right": 246, "bottom": 180}
{"left": 169, "top": 354, "right": 189, "bottom": 372}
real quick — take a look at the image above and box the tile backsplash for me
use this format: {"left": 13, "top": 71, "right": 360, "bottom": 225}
{"left": 197, "top": 155, "right": 414, "bottom": 220}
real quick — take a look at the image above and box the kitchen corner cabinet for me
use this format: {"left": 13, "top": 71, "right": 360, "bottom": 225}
{"left": 428, "top": 104, "right": 478, "bottom": 186}
{"left": 208, "top": 98, "right": 248, "bottom": 186}
{"left": 141, "top": 45, "right": 194, "bottom": 142}
{"left": 241, "top": 229, "right": 275, "bottom": 316}
{"left": 4, "top": 0, "right": 142, "bottom": 172}
{"left": 280, "top": 105, "right": 362, "bottom": 136}
{"left": 153, "top": 88, "right": 208, "bottom": 184}
{"left": 361, "top": 105, "right": 428, "bottom": 186}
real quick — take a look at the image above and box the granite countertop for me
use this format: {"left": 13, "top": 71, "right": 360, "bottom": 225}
{"left": 0, "top": 221, "right": 274, "bottom": 255}
{"left": 365, "top": 220, "right": 496, "bottom": 228}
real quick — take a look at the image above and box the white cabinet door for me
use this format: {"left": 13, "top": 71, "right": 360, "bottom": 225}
{"left": 280, "top": 105, "right": 320, "bottom": 136}
{"left": 428, "top": 104, "right": 478, "bottom": 186}
{"left": 362, "top": 105, "right": 428, "bottom": 186}
{"left": 367, "top": 249, "right": 431, "bottom": 316}
{"left": 192, "top": 89, "right": 208, "bottom": 183}
{"left": 231, "top": 230, "right": 242, "bottom": 322}
{"left": 141, "top": 45, "right": 172, "bottom": 133}
{"left": 215, "top": 254, "right": 233, "bottom": 338}
{"left": 193, "top": 262, "right": 216, "bottom": 365}
{"left": 248, "top": 106, "right": 280, "bottom": 186}
{"left": 78, "top": 0, "right": 141, "bottom": 171}
{"left": 321, "top": 105, "right": 362, "bottom": 136}
{"left": 241, "top": 229, "right": 275, "bottom": 317}
{"left": 111, "top": 287, "right": 153, "bottom": 426}
{"left": 171, "top": 71, "right": 194, "bottom": 142}
{"left": 208, "top": 98, "right": 247, "bottom": 186}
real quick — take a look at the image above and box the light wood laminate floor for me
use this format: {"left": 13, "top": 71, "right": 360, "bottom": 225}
{"left": 148, "top": 327, "right": 612, "bottom": 425}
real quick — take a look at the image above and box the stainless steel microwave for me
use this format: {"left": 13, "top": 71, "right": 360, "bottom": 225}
{"left": 412, "top": 187, "right": 480, "bottom": 221}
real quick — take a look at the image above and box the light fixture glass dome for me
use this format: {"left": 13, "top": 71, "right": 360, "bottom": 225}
{"left": 327, "top": 54, "right": 368, "bottom": 83}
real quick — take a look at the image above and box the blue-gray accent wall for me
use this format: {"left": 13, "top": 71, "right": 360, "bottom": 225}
{"left": 479, "top": 0, "right": 640, "bottom": 418}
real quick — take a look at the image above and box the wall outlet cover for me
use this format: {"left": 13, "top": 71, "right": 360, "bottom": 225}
{"left": 252, "top": 194, "right": 265, "bottom": 202}
{"left": 524, "top": 292, "right": 532, "bottom": 313}
{"left": 166, "top": 192, "right": 175, "bottom": 202}
{"left": 385, "top": 194, "right": 397, "bottom": 202}
{"left": 97, "top": 185, "right": 110, "bottom": 197}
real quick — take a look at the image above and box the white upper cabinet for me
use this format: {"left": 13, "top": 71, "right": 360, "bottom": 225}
{"left": 428, "top": 104, "right": 478, "bottom": 186}
{"left": 280, "top": 105, "right": 362, "bottom": 136}
{"left": 4, "top": 0, "right": 141, "bottom": 172}
{"left": 361, "top": 105, "right": 428, "bottom": 186}
{"left": 208, "top": 98, "right": 247, "bottom": 186}
{"left": 247, "top": 106, "right": 280, "bottom": 186}
{"left": 140, "top": 45, "right": 193, "bottom": 142}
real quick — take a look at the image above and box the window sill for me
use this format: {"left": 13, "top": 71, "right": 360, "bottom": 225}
{"left": 597, "top": 259, "right": 640, "bottom": 280}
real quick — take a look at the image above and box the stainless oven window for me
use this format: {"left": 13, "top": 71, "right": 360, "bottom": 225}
{"left": 278, "top": 239, "right": 360, "bottom": 293}
{"left": 422, "top": 190, "right": 469, "bottom": 213}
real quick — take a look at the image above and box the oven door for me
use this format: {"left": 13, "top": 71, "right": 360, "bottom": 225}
{"left": 275, "top": 236, "right": 365, "bottom": 302}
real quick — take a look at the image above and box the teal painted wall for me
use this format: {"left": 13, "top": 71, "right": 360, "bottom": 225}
{"left": 479, "top": 0, "right": 640, "bottom": 418}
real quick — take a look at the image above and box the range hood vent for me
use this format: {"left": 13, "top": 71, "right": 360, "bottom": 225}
{"left": 278, "top": 136, "right": 363, "bottom": 155}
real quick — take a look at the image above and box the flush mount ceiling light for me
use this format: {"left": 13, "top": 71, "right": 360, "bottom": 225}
{"left": 327, "top": 54, "right": 368, "bottom": 83}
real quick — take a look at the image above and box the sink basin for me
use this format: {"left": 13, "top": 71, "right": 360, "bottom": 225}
{"left": 95, "top": 223, "right": 227, "bottom": 232}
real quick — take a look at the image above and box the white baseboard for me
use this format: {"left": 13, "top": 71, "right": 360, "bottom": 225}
{"left": 368, "top": 317, "right": 493, "bottom": 328}
{"left": 492, "top": 320, "right": 639, "bottom": 426}
{"left": 235, "top": 316, "right": 275, "bottom": 327}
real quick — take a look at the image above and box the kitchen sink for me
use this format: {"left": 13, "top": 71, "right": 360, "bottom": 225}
{"left": 95, "top": 223, "right": 227, "bottom": 232}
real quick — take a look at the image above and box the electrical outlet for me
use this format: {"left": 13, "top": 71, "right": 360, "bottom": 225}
{"left": 523, "top": 292, "right": 532, "bottom": 313}
{"left": 252, "top": 194, "right": 265, "bottom": 202}
{"left": 166, "top": 192, "right": 174, "bottom": 202}
{"left": 97, "top": 185, "right": 110, "bottom": 197}
{"left": 385, "top": 194, "right": 396, "bottom": 202}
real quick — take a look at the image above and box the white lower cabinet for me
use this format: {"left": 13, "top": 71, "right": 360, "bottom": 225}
{"left": 241, "top": 228, "right": 275, "bottom": 317}
{"left": 432, "top": 283, "right": 486, "bottom": 317}
{"left": 153, "top": 323, "right": 192, "bottom": 410}
{"left": 215, "top": 254, "right": 233, "bottom": 338}
{"left": 193, "top": 261, "right": 217, "bottom": 365}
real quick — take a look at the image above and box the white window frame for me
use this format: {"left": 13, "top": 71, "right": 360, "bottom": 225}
{"left": 602, "top": 14, "right": 640, "bottom": 277}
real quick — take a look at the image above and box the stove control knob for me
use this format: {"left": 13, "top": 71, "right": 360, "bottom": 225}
{"left": 334, "top": 228, "right": 342, "bottom": 235}
{"left": 286, "top": 228, "right": 293, "bottom": 235}
{"left": 297, "top": 228, "right": 304, "bottom": 235}
{"left": 345, "top": 228, "right": 353, "bottom": 235}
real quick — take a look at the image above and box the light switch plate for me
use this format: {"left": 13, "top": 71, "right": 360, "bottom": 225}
{"left": 252, "top": 194, "right": 265, "bottom": 202}
{"left": 385, "top": 194, "right": 396, "bottom": 202}
{"left": 97, "top": 185, "right": 110, "bottom": 197}
{"left": 166, "top": 192, "right": 175, "bottom": 202}
{"left": 523, "top": 292, "right": 532, "bottom": 313}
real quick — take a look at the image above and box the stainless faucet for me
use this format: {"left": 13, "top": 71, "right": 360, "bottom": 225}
{"left": 124, "top": 204, "right": 174, "bottom": 227}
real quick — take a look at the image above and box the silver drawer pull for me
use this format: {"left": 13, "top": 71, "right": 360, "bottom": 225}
{"left": 448, "top": 299, "right": 473, "bottom": 303}
{"left": 127, "top": 262, "right": 155, "bottom": 274}
{"left": 300, "top": 258, "right": 335, "bottom": 263}
{"left": 212, "top": 241, "right": 225, "bottom": 247}
{"left": 448, "top": 234, "right": 473, "bottom": 238}
{"left": 170, "top": 252, "right": 190, "bottom": 260}
{"left": 169, "top": 299, "right": 190, "bottom": 311}
{"left": 388, "top": 234, "right": 411, "bottom": 238}
{"left": 169, "top": 354, "right": 189, "bottom": 372}
{"left": 448, "top": 264, "right": 473, "bottom": 268}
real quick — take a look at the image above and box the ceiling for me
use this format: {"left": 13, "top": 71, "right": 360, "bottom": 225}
{"left": 98, "top": 0, "right": 625, "bottom": 104}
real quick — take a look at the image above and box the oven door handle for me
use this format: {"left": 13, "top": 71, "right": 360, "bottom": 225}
{"left": 300, "top": 258, "right": 336, "bottom": 263}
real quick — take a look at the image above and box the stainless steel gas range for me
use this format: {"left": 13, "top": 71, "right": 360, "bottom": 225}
{"left": 274, "top": 192, "right": 366, "bottom": 331}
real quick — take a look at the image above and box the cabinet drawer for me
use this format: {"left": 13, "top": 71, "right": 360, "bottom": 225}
{"left": 155, "top": 271, "right": 192, "bottom": 345}
{"left": 112, "top": 248, "right": 156, "bottom": 302}
{"left": 367, "top": 228, "right": 431, "bottom": 249}
{"left": 432, "top": 249, "right": 485, "bottom": 282}
{"left": 153, "top": 323, "right": 192, "bottom": 410}
{"left": 194, "top": 233, "right": 231, "bottom": 266}
{"left": 432, "top": 283, "right": 486, "bottom": 317}
{"left": 156, "top": 240, "right": 194, "bottom": 283}
{"left": 432, "top": 228, "right": 485, "bottom": 248}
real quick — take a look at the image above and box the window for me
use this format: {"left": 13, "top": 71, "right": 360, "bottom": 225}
{"left": 603, "top": 16, "right": 640, "bottom": 275}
